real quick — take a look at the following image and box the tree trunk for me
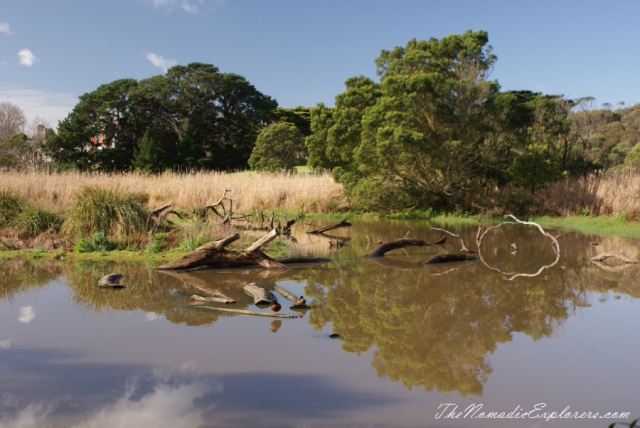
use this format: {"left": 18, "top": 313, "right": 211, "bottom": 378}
{"left": 362, "top": 238, "right": 430, "bottom": 258}
{"left": 157, "top": 229, "right": 287, "bottom": 270}
{"left": 244, "top": 283, "right": 278, "bottom": 305}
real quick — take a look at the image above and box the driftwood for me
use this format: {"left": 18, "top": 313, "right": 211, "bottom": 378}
{"left": 362, "top": 238, "right": 430, "bottom": 258}
{"left": 203, "top": 188, "right": 234, "bottom": 219}
{"left": 190, "top": 295, "right": 237, "bottom": 304}
{"left": 422, "top": 254, "right": 477, "bottom": 265}
{"left": 307, "top": 217, "right": 351, "bottom": 234}
{"left": 244, "top": 283, "right": 278, "bottom": 305}
{"left": 98, "top": 273, "right": 124, "bottom": 288}
{"left": 274, "top": 285, "right": 311, "bottom": 309}
{"left": 432, "top": 235, "right": 447, "bottom": 245}
{"left": 150, "top": 203, "right": 172, "bottom": 217}
{"left": 588, "top": 252, "right": 636, "bottom": 264}
{"left": 157, "top": 229, "right": 287, "bottom": 270}
{"left": 475, "top": 215, "right": 561, "bottom": 281}
{"left": 431, "top": 227, "right": 474, "bottom": 252}
{"left": 194, "top": 306, "right": 297, "bottom": 319}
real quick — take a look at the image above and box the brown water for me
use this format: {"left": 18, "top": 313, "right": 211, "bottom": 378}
{"left": 0, "top": 219, "right": 639, "bottom": 427}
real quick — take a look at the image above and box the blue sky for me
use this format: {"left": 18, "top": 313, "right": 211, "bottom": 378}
{"left": 1, "top": 0, "right": 639, "bottom": 126}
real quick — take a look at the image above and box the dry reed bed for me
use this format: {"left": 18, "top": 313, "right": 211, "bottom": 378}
{"left": 535, "top": 171, "right": 640, "bottom": 216}
{"left": 0, "top": 171, "right": 346, "bottom": 213}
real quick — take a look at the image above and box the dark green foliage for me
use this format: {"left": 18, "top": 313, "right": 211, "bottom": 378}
{"left": 64, "top": 186, "right": 148, "bottom": 239}
{"left": 249, "top": 123, "right": 306, "bottom": 171}
{"left": 274, "top": 106, "right": 312, "bottom": 136}
{"left": 45, "top": 63, "right": 277, "bottom": 172}
{"left": 74, "top": 232, "right": 116, "bottom": 253}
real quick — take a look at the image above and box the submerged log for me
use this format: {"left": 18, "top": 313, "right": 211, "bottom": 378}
{"left": 588, "top": 252, "right": 637, "bottom": 264}
{"left": 157, "top": 229, "right": 287, "bottom": 270}
{"left": 194, "top": 306, "right": 297, "bottom": 319}
{"left": 244, "top": 283, "right": 278, "bottom": 305}
{"left": 190, "top": 295, "right": 237, "bottom": 304}
{"left": 362, "top": 238, "right": 430, "bottom": 258}
{"left": 431, "top": 227, "right": 475, "bottom": 252}
{"left": 274, "top": 285, "right": 311, "bottom": 309}
{"left": 307, "top": 217, "right": 351, "bottom": 234}
{"left": 98, "top": 273, "right": 124, "bottom": 288}
{"left": 589, "top": 260, "right": 636, "bottom": 273}
{"left": 422, "top": 254, "right": 477, "bottom": 265}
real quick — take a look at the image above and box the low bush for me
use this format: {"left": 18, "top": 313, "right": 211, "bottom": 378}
{"left": 9, "top": 205, "right": 63, "bottom": 238}
{"left": 0, "top": 189, "right": 25, "bottom": 226}
{"left": 74, "top": 232, "right": 116, "bottom": 253}
{"left": 64, "top": 186, "right": 148, "bottom": 239}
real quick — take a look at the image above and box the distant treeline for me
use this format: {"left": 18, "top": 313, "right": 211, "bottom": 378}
{"left": 3, "top": 30, "right": 639, "bottom": 212}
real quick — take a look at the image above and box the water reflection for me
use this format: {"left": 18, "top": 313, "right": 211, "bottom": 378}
{"left": 0, "top": 220, "right": 639, "bottom": 401}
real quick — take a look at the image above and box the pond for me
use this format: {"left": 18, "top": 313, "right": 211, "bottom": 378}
{"left": 0, "top": 219, "right": 638, "bottom": 427}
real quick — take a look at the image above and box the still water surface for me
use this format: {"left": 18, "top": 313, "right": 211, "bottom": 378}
{"left": 0, "top": 219, "right": 638, "bottom": 427}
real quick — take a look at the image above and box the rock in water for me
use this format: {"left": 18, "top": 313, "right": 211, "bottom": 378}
{"left": 98, "top": 273, "right": 124, "bottom": 288}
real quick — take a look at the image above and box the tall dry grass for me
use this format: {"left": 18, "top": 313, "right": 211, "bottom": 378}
{"left": 535, "top": 170, "right": 640, "bottom": 216}
{"left": 0, "top": 170, "right": 347, "bottom": 214}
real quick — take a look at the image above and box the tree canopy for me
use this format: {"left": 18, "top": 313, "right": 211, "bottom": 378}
{"left": 46, "top": 63, "right": 277, "bottom": 171}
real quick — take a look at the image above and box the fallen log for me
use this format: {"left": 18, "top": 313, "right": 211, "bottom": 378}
{"left": 307, "top": 217, "right": 351, "bottom": 234}
{"left": 432, "top": 235, "right": 447, "bottom": 245}
{"left": 273, "top": 285, "right": 298, "bottom": 302}
{"left": 274, "top": 285, "right": 311, "bottom": 309}
{"left": 150, "top": 203, "right": 172, "bottom": 217}
{"left": 193, "top": 306, "right": 297, "bottom": 319}
{"left": 190, "top": 295, "right": 237, "bottom": 304}
{"left": 244, "top": 283, "right": 278, "bottom": 305}
{"left": 156, "top": 229, "right": 287, "bottom": 270}
{"left": 422, "top": 254, "right": 477, "bottom": 265}
{"left": 362, "top": 238, "right": 430, "bottom": 258}
{"left": 588, "top": 252, "right": 636, "bottom": 264}
{"left": 431, "top": 227, "right": 474, "bottom": 252}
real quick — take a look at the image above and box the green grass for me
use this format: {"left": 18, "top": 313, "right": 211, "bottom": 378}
{"left": 524, "top": 215, "right": 640, "bottom": 239}
{"left": 0, "top": 189, "right": 24, "bottom": 226}
{"left": 64, "top": 186, "right": 148, "bottom": 239}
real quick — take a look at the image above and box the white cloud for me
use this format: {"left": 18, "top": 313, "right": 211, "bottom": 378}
{"left": 18, "top": 49, "right": 37, "bottom": 66}
{"left": 147, "top": 0, "right": 222, "bottom": 14}
{"left": 0, "top": 339, "right": 11, "bottom": 349}
{"left": 19, "top": 306, "right": 36, "bottom": 324}
{"left": 145, "top": 52, "right": 177, "bottom": 73}
{"left": 0, "top": 23, "right": 12, "bottom": 35}
{"left": 0, "top": 377, "right": 216, "bottom": 428}
{"left": 145, "top": 312, "right": 162, "bottom": 322}
{"left": 0, "top": 87, "right": 77, "bottom": 126}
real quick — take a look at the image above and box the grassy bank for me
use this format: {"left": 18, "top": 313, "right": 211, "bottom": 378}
{"left": 0, "top": 170, "right": 346, "bottom": 213}
{"left": 1, "top": 170, "right": 639, "bottom": 261}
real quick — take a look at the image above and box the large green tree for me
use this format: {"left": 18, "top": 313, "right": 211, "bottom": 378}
{"left": 46, "top": 63, "right": 277, "bottom": 171}
{"left": 248, "top": 122, "right": 306, "bottom": 172}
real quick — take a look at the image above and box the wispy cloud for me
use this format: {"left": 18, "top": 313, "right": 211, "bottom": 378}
{"left": 18, "top": 306, "right": 35, "bottom": 324}
{"left": 0, "top": 87, "right": 76, "bottom": 127}
{"left": 0, "top": 339, "right": 11, "bottom": 349}
{"left": 0, "top": 22, "right": 12, "bottom": 35}
{"left": 18, "top": 49, "right": 37, "bottom": 66}
{"left": 145, "top": 52, "right": 177, "bottom": 73}
{"left": 147, "top": 0, "right": 222, "bottom": 14}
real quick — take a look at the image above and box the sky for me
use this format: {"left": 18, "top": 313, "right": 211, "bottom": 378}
{"left": 1, "top": 0, "right": 639, "bottom": 127}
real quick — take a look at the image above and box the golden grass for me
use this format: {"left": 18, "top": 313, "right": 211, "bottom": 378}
{"left": 0, "top": 170, "right": 346, "bottom": 214}
{"left": 535, "top": 170, "right": 640, "bottom": 216}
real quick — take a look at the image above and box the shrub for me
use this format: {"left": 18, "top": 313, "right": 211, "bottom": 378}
{"left": 9, "top": 204, "right": 63, "bottom": 238}
{"left": 64, "top": 186, "right": 148, "bottom": 239}
{"left": 74, "top": 232, "right": 116, "bottom": 253}
{"left": 0, "top": 189, "right": 25, "bottom": 226}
